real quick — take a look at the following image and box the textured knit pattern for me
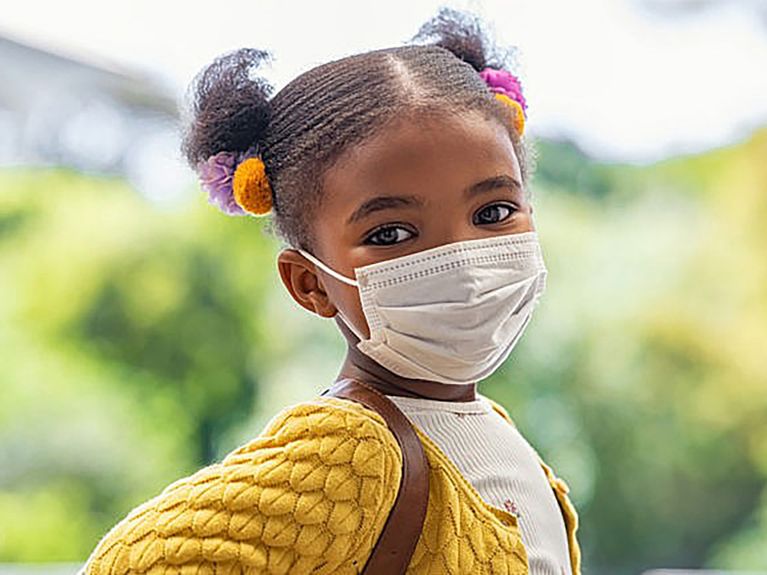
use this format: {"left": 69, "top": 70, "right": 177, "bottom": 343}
{"left": 385, "top": 393, "right": 573, "bottom": 575}
{"left": 82, "top": 396, "right": 581, "bottom": 575}
{"left": 82, "top": 398, "right": 400, "bottom": 575}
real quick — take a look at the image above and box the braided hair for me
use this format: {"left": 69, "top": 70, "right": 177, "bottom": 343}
{"left": 180, "top": 8, "right": 534, "bottom": 250}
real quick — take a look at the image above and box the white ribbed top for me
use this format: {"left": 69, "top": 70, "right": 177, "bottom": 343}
{"left": 384, "top": 392, "right": 572, "bottom": 575}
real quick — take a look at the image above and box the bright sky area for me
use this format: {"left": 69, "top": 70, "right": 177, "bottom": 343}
{"left": 3, "top": 0, "right": 767, "bottom": 163}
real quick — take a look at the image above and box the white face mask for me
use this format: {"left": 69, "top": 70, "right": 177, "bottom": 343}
{"left": 298, "top": 231, "right": 547, "bottom": 385}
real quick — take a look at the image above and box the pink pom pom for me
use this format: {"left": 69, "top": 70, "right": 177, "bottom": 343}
{"left": 479, "top": 68, "right": 527, "bottom": 117}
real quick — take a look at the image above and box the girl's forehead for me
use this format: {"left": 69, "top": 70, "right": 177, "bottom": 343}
{"left": 323, "top": 112, "right": 520, "bottom": 199}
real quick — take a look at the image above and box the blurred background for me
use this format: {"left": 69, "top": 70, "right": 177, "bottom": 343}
{"left": 1, "top": 0, "right": 766, "bottom": 573}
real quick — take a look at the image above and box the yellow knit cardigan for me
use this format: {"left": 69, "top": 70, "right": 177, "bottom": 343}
{"left": 82, "top": 396, "right": 581, "bottom": 575}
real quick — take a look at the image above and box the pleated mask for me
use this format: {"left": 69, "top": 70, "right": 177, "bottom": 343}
{"left": 299, "top": 231, "right": 547, "bottom": 385}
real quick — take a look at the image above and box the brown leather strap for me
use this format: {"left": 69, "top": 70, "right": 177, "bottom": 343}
{"left": 320, "top": 378, "right": 429, "bottom": 574}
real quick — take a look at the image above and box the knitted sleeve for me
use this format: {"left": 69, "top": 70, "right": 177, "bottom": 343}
{"left": 80, "top": 396, "right": 403, "bottom": 575}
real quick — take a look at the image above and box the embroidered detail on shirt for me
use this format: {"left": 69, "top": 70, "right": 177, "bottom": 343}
{"left": 503, "top": 498, "right": 521, "bottom": 518}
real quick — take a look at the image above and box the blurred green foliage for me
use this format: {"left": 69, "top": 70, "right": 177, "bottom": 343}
{"left": 1, "top": 130, "right": 765, "bottom": 572}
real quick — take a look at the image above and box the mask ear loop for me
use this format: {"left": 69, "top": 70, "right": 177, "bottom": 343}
{"left": 296, "top": 249, "right": 369, "bottom": 342}
{"left": 297, "top": 249, "right": 359, "bottom": 287}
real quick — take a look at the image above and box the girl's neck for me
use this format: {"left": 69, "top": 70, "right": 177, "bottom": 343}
{"left": 334, "top": 316, "right": 477, "bottom": 402}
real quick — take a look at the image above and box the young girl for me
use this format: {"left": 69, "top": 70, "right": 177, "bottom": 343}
{"left": 82, "top": 9, "right": 581, "bottom": 575}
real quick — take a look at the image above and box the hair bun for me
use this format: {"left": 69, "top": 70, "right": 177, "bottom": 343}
{"left": 411, "top": 7, "right": 488, "bottom": 71}
{"left": 180, "top": 48, "right": 274, "bottom": 216}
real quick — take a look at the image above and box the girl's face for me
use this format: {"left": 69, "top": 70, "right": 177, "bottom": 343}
{"left": 277, "top": 111, "right": 535, "bottom": 338}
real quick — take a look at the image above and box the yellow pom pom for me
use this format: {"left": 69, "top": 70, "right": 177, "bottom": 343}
{"left": 233, "top": 157, "right": 273, "bottom": 216}
{"left": 494, "top": 93, "right": 526, "bottom": 136}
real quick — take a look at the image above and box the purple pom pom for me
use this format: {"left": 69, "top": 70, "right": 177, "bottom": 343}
{"left": 196, "top": 149, "right": 256, "bottom": 216}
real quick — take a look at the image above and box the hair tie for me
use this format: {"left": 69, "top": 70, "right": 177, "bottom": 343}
{"left": 196, "top": 146, "right": 273, "bottom": 217}
{"left": 479, "top": 67, "right": 527, "bottom": 136}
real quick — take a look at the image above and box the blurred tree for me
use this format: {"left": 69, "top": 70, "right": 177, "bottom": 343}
{"left": 0, "top": 169, "right": 286, "bottom": 557}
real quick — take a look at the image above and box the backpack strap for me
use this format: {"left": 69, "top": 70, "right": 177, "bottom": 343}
{"left": 320, "top": 378, "right": 429, "bottom": 575}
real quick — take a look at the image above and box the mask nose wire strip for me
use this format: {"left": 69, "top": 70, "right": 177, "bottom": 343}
{"left": 297, "top": 249, "right": 360, "bottom": 287}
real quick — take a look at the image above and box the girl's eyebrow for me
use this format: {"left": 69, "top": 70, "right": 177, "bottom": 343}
{"left": 465, "top": 174, "right": 523, "bottom": 197}
{"left": 346, "top": 174, "right": 521, "bottom": 225}
{"left": 347, "top": 195, "right": 424, "bottom": 224}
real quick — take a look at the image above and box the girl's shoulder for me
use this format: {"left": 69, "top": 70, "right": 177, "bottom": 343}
{"left": 81, "top": 396, "right": 402, "bottom": 575}
{"left": 476, "top": 391, "right": 518, "bottom": 428}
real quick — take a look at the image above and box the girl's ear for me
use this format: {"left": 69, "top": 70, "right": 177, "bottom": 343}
{"left": 277, "top": 249, "right": 338, "bottom": 318}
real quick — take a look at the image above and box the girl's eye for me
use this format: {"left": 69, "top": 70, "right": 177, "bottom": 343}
{"left": 473, "top": 203, "right": 516, "bottom": 225}
{"left": 364, "top": 225, "right": 415, "bottom": 246}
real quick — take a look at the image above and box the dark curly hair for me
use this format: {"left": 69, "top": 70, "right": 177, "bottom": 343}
{"left": 180, "top": 8, "right": 534, "bottom": 250}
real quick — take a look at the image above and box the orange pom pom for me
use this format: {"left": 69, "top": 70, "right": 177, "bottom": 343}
{"left": 232, "top": 157, "right": 273, "bottom": 216}
{"left": 494, "top": 93, "right": 526, "bottom": 136}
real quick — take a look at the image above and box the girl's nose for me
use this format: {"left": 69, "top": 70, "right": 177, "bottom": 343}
{"left": 428, "top": 219, "right": 484, "bottom": 250}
